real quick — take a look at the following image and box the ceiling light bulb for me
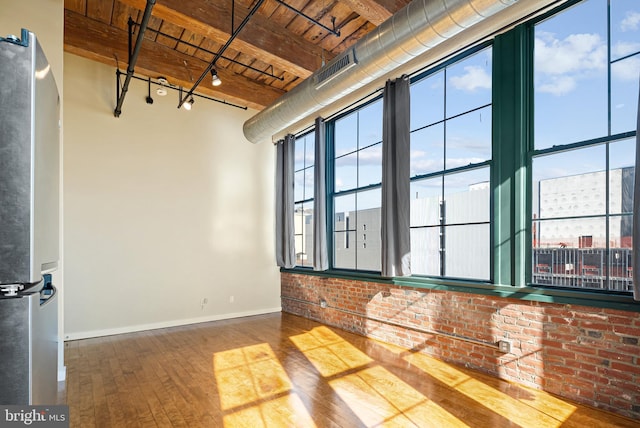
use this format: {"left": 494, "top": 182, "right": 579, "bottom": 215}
{"left": 183, "top": 97, "right": 194, "bottom": 111}
{"left": 210, "top": 69, "right": 222, "bottom": 87}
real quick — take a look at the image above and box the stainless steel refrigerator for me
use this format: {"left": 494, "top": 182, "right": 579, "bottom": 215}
{"left": 0, "top": 29, "right": 60, "bottom": 405}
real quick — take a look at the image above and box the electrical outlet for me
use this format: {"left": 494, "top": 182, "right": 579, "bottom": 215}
{"left": 229, "top": 295, "right": 235, "bottom": 303}
{"left": 498, "top": 340, "right": 511, "bottom": 353}
{"left": 320, "top": 299, "right": 327, "bottom": 308}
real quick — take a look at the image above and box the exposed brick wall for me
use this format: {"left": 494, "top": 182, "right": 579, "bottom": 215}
{"left": 281, "top": 272, "right": 640, "bottom": 419}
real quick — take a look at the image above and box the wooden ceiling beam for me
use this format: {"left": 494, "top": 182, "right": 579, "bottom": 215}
{"left": 337, "top": 0, "right": 409, "bottom": 26}
{"left": 64, "top": 9, "right": 284, "bottom": 110}
{"left": 118, "top": 0, "right": 326, "bottom": 78}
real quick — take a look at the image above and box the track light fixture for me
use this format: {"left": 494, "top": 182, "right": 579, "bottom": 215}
{"left": 156, "top": 77, "right": 169, "bottom": 96}
{"left": 210, "top": 69, "right": 222, "bottom": 87}
{"left": 183, "top": 96, "right": 195, "bottom": 110}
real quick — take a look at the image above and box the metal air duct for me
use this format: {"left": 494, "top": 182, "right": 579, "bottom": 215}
{"left": 244, "top": 0, "right": 522, "bottom": 144}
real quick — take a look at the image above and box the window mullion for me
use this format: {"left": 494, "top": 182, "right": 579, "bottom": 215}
{"left": 492, "top": 24, "right": 532, "bottom": 287}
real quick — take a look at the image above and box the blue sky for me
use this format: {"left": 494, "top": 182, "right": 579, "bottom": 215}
{"left": 535, "top": 0, "right": 639, "bottom": 150}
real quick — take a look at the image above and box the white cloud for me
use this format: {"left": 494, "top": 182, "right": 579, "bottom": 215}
{"left": 613, "top": 40, "right": 640, "bottom": 58}
{"left": 534, "top": 32, "right": 607, "bottom": 96}
{"left": 535, "top": 32, "right": 606, "bottom": 75}
{"left": 621, "top": 11, "right": 640, "bottom": 32}
{"left": 611, "top": 55, "right": 640, "bottom": 81}
{"left": 449, "top": 66, "right": 491, "bottom": 92}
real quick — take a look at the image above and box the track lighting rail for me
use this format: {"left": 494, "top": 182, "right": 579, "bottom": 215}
{"left": 273, "top": 0, "right": 340, "bottom": 37}
{"left": 129, "top": 23, "right": 284, "bottom": 81}
{"left": 115, "top": 0, "right": 338, "bottom": 114}
{"left": 116, "top": 71, "right": 247, "bottom": 110}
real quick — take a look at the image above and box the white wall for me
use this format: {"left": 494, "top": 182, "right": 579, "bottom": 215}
{"left": 63, "top": 53, "right": 280, "bottom": 339}
{"left": 0, "top": 0, "right": 65, "bottom": 380}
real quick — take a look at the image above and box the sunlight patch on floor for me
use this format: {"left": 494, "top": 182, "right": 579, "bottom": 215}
{"left": 213, "top": 343, "right": 316, "bottom": 428}
{"left": 222, "top": 393, "right": 316, "bottom": 428}
{"left": 330, "top": 365, "right": 470, "bottom": 427}
{"left": 291, "top": 327, "right": 467, "bottom": 427}
{"left": 289, "top": 326, "right": 373, "bottom": 377}
{"left": 404, "top": 352, "right": 576, "bottom": 427}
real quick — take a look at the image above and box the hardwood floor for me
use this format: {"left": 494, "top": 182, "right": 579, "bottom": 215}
{"left": 60, "top": 313, "right": 639, "bottom": 427}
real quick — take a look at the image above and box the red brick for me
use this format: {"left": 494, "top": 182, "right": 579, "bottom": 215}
{"left": 597, "top": 350, "right": 635, "bottom": 363}
{"left": 546, "top": 364, "right": 577, "bottom": 376}
{"left": 542, "top": 340, "right": 565, "bottom": 350}
{"left": 598, "top": 368, "right": 635, "bottom": 382}
{"left": 606, "top": 315, "right": 637, "bottom": 325}
{"left": 545, "top": 307, "right": 575, "bottom": 316}
{"left": 610, "top": 361, "right": 640, "bottom": 375}
{"left": 564, "top": 343, "right": 599, "bottom": 355}
{"left": 609, "top": 380, "right": 640, "bottom": 394}
{"left": 546, "top": 316, "right": 576, "bottom": 327}
{"left": 576, "top": 370, "right": 610, "bottom": 385}
{"left": 611, "top": 398, "right": 633, "bottom": 411}
{"left": 576, "top": 354, "right": 610, "bottom": 366}
{"left": 543, "top": 348, "right": 576, "bottom": 360}
{"left": 568, "top": 309, "right": 608, "bottom": 320}
{"left": 574, "top": 322, "right": 612, "bottom": 332}
{"left": 610, "top": 343, "right": 640, "bottom": 356}
{"left": 565, "top": 358, "right": 597, "bottom": 371}
{"left": 612, "top": 326, "right": 640, "bottom": 337}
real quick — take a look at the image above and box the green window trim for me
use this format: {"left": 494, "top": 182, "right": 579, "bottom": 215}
{"left": 285, "top": 0, "right": 639, "bottom": 310}
{"left": 492, "top": 24, "right": 532, "bottom": 288}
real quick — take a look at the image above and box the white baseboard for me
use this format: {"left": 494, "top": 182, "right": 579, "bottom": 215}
{"left": 63, "top": 307, "right": 282, "bottom": 341}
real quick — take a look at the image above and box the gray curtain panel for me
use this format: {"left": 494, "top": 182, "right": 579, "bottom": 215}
{"left": 275, "top": 134, "right": 296, "bottom": 268}
{"left": 634, "top": 76, "right": 640, "bottom": 300}
{"left": 381, "top": 77, "right": 411, "bottom": 277}
{"left": 313, "top": 117, "right": 329, "bottom": 271}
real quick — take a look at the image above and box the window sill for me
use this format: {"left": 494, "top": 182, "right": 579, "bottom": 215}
{"left": 281, "top": 267, "right": 640, "bottom": 312}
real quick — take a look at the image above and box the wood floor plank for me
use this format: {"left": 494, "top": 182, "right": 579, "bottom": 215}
{"left": 60, "top": 313, "right": 639, "bottom": 427}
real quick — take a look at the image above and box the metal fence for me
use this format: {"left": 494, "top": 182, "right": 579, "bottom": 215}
{"left": 532, "top": 247, "right": 633, "bottom": 292}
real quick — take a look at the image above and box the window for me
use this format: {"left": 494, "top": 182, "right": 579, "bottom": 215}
{"left": 332, "top": 99, "right": 383, "bottom": 271}
{"left": 289, "top": 0, "right": 638, "bottom": 301}
{"left": 409, "top": 47, "right": 493, "bottom": 280}
{"left": 531, "top": 0, "right": 638, "bottom": 292}
{"left": 294, "top": 130, "right": 315, "bottom": 267}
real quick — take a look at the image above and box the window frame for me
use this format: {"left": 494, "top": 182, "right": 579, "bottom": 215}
{"left": 408, "top": 42, "right": 494, "bottom": 282}
{"left": 293, "top": 128, "right": 316, "bottom": 268}
{"left": 527, "top": 0, "right": 638, "bottom": 295}
{"left": 282, "top": 0, "right": 640, "bottom": 310}
{"left": 327, "top": 95, "right": 384, "bottom": 273}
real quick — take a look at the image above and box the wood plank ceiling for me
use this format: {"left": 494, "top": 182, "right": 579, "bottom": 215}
{"left": 64, "top": 0, "right": 411, "bottom": 111}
